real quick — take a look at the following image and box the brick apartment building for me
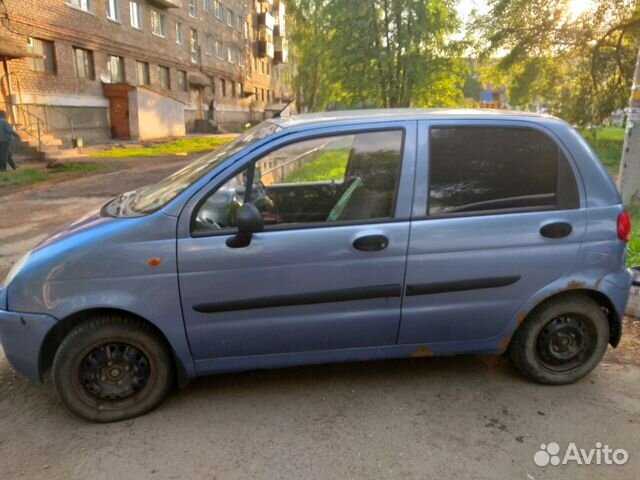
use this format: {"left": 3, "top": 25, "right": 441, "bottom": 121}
{"left": 0, "top": 0, "right": 292, "bottom": 151}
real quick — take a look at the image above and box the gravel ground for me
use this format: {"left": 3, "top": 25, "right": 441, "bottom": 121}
{"left": 0, "top": 157, "right": 639, "bottom": 480}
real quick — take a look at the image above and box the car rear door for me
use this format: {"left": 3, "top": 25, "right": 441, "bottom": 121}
{"left": 177, "top": 122, "right": 417, "bottom": 371}
{"left": 398, "top": 119, "right": 587, "bottom": 349}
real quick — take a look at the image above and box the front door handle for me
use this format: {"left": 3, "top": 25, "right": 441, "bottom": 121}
{"left": 353, "top": 234, "right": 389, "bottom": 252}
{"left": 540, "top": 222, "right": 573, "bottom": 239}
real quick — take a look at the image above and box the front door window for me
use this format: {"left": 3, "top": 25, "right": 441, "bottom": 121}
{"left": 193, "top": 130, "right": 405, "bottom": 233}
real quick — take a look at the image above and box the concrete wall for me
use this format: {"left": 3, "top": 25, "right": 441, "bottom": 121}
{"left": 130, "top": 88, "right": 186, "bottom": 141}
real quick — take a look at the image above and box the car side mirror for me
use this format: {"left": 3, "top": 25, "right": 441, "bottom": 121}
{"left": 226, "top": 203, "right": 264, "bottom": 248}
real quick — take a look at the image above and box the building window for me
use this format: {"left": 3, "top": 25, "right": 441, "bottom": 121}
{"left": 220, "top": 79, "right": 226, "bottom": 97}
{"left": 27, "top": 38, "right": 56, "bottom": 74}
{"left": 67, "top": 0, "right": 92, "bottom": 12}
{"left": 238, "top": 51, "right": 244, "bottom": 66}
{"left": 129, "top": 1, "right": 142, "bottom": 29}
{"left": 159, "top": 66, "right": 171, "bottom": 89}
{"left": 176, "top": 22, "right": 183, "bottom": 44}
{"left": 205, "top": 36, "right": 212, "bottom": 56}
{"left": 178, "top": 70, "right": 187, "bottom": 92}
{"left": 261, "top": 88, "right": 265, "bottom": 101}
{"left": 107, "top": 55, "right": 125, "bottom": 83}
{"left": 106, "top": 0, "right": 119, "bottom": 20}
{"left": 188, "top": 0, "right": 197, "bottom": 17}
{"left": 215, "top": 40, "right": 224, "bottom": 59}
{"left": 226, "top": 9, "right": 233, "bottom": 27}
{"left": 214, "top": 1, "right": 223, "bottom": 20}
{"left": 190, "top": 29, "right": 199, "bottom": 63}
{"left": 73, "top": 47, "right": 95, "bottom": 79}
{"left": 254, "top": 87, "right": 258, "bottom": 99}
{"left": 204, "top": 0, "right": 212, "bottom": 12}
{"left": 136, "top": 61, "right": 150, "bottom": 85}
{"left": 151, "top": 10, "right": 166, "bottom": 37}
{"left": 266, "top": 62, "right": 270, "bottom": 76}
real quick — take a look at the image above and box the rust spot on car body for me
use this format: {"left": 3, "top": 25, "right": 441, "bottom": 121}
{"left": 516, "top": 311, "right": 528, "bottom": 325}
{"left": 566, "top": 280, "right": 587, "bottom": 290}
{"left": 497, "top": 336, "right": 512, "bottom": 351}
{"left": 411, "top": 346, "right": 434, "bottom": 358}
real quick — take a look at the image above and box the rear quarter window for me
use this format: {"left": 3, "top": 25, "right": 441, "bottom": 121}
{"left": 428, "top": 126, "right": 579, "bottom": 215}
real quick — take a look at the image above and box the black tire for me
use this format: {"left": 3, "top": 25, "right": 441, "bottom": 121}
{"left": 52, "top": 315, "right": 174, "bottom": 422}
{"left": 509, "top": 295, "right": 609, "bottom": 385}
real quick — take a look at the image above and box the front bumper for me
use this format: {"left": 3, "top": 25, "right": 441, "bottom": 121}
{"left": 0, "top": 308, "right": 57, "bottom": 380}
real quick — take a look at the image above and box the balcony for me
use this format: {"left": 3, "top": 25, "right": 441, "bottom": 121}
{"left": 258, "top": 40, "right": 275, "bottom": 59}
{"left": 274, "top": 24, "right": 286, "bottom": 38}
{"left": 147, "top": 0, "right": 182, "bottom": 8}
{"left": 274, "top": 37, "right": 288, "bottom": 64}
{"left": 257, "top": 12, "right": 275, "bottom": 30}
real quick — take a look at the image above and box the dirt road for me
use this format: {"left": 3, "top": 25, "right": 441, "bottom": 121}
{"left": 1, "top": 158, "right": 639, "bottom": 480}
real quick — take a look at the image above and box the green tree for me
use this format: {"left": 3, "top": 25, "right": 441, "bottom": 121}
{"left": 474, "top": 0, "right": 640, "bottom": 125}
{"left": 289, "top": 0, "right": 465, "bottom": 110}
{"left": 288, "top": 0, "right": 333, "bottom": 112}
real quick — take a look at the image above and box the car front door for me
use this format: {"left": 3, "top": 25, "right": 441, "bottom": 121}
{"left": 177, "top": 122, "right": 416, "bottom": 372}
{"left": 399, "top": 120, "right": 587, "bottom": 350}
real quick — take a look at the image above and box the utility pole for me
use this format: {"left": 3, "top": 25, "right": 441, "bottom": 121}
{"left": 618, "top": 44, "right": 640, "bottom": 204}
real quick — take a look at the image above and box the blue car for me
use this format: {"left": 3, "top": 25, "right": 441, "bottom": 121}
{"left": 0, "top": 109, "right": 633, "bottom": 422}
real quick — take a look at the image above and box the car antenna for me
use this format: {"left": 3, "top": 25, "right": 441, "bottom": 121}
{"left": 273, "top": 99, "right": 295, "bottom": 118}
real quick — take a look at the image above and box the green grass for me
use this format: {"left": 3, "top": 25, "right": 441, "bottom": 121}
{"left": 628, "top": 205, "right": 640, "bottom": 267}
{"left": 0, "top": 162, "right": 108, "bottom": 189}
{"left": 580, "top": 127, "right": 625, "bottom": 173}
{"left": 284, "top": 149, "right": 350, "bottom": 183}
{"left": 49, "top": 162, "right": 107, "bottom": 173}
{"left": 0, "top": 168, "right": 48, "bottom": 187}
{"left": 91, "top": 136, "right": 235, "bottom": 158}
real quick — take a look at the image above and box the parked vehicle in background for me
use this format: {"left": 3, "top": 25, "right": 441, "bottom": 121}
{"left": 0, "top": 109, "right": 632, "bottom": 422}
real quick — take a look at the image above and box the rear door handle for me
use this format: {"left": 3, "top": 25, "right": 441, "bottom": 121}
{"left": 353, "top": 234, "right": 389, "bottom": 252}
{"left": 540, "top": 222, "right": 573, "bottom": 239}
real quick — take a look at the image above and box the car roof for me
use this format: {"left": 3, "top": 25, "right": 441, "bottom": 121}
{"left": 272, "top": 108, "right": 557, "bottom": 129}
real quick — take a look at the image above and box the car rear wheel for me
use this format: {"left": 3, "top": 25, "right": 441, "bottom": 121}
{"left": 52, "top": 315, "right": 174, "bottom": 422}
{"left": 509, "top": 295, "right": 609, "bottom": 385}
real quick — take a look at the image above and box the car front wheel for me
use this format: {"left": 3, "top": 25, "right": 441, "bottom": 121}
{"left": 509, "top": 295, "right": 610, "bottom": 385}
{"left": 52, "top": 315, "right": 174, "bottom": 422}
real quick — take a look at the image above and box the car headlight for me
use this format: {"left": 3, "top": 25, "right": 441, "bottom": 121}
{"left": 4, "top": 252, "right": 30, "bottom": 287}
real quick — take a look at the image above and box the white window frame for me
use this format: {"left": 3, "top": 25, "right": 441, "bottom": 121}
{"left": 176, "top": 22, "right": 184, "bottom": 44}
{"left": 214, "top": 1, "right": 223, "bottom": 20}
{"left": 190, "top": 28, "right": 199, "bottom": 63}
{"left": 151, "top": 10, "right": 166, "bottom": 37}
{"left": 107, "top": 55, "right": 125, "bottom": 83}
{"left": 215, "top": 40, "right": 224, "bottom": 59}
{"left": 129, "top": 1, "right": 143, "bottom": 29}
{"left": 226, "top": 8, "right": 233, "bottom": 27}
{"left": 67, "top": 0, "right": 93, "bottom": 13}
{"left": 203, "top": 0, "right": 212, "bottom": 12}
{"left": 106, "top": 0, "right": 119, "bottom": 21}
{"left": 188, "top": 0, "right": 197, "bottom": 18}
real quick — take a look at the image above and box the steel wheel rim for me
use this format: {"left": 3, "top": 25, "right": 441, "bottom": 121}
{"left": 535, "top": 314, "right": 598, "bottom": 372}
{"left": 74, "top": 341, "right": 153, "bottom": 408}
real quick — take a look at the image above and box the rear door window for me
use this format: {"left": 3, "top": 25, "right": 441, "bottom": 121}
{"left": 428, "top": 127, "right": 579, "bottom": 215}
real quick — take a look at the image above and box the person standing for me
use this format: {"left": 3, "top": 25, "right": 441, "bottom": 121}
{"left": 0, "top": 110, "right": 20, "bottom": 171}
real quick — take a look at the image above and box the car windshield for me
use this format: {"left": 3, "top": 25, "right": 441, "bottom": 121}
{"left": 103, "top": 121, "right": 282, "bottom": 217}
